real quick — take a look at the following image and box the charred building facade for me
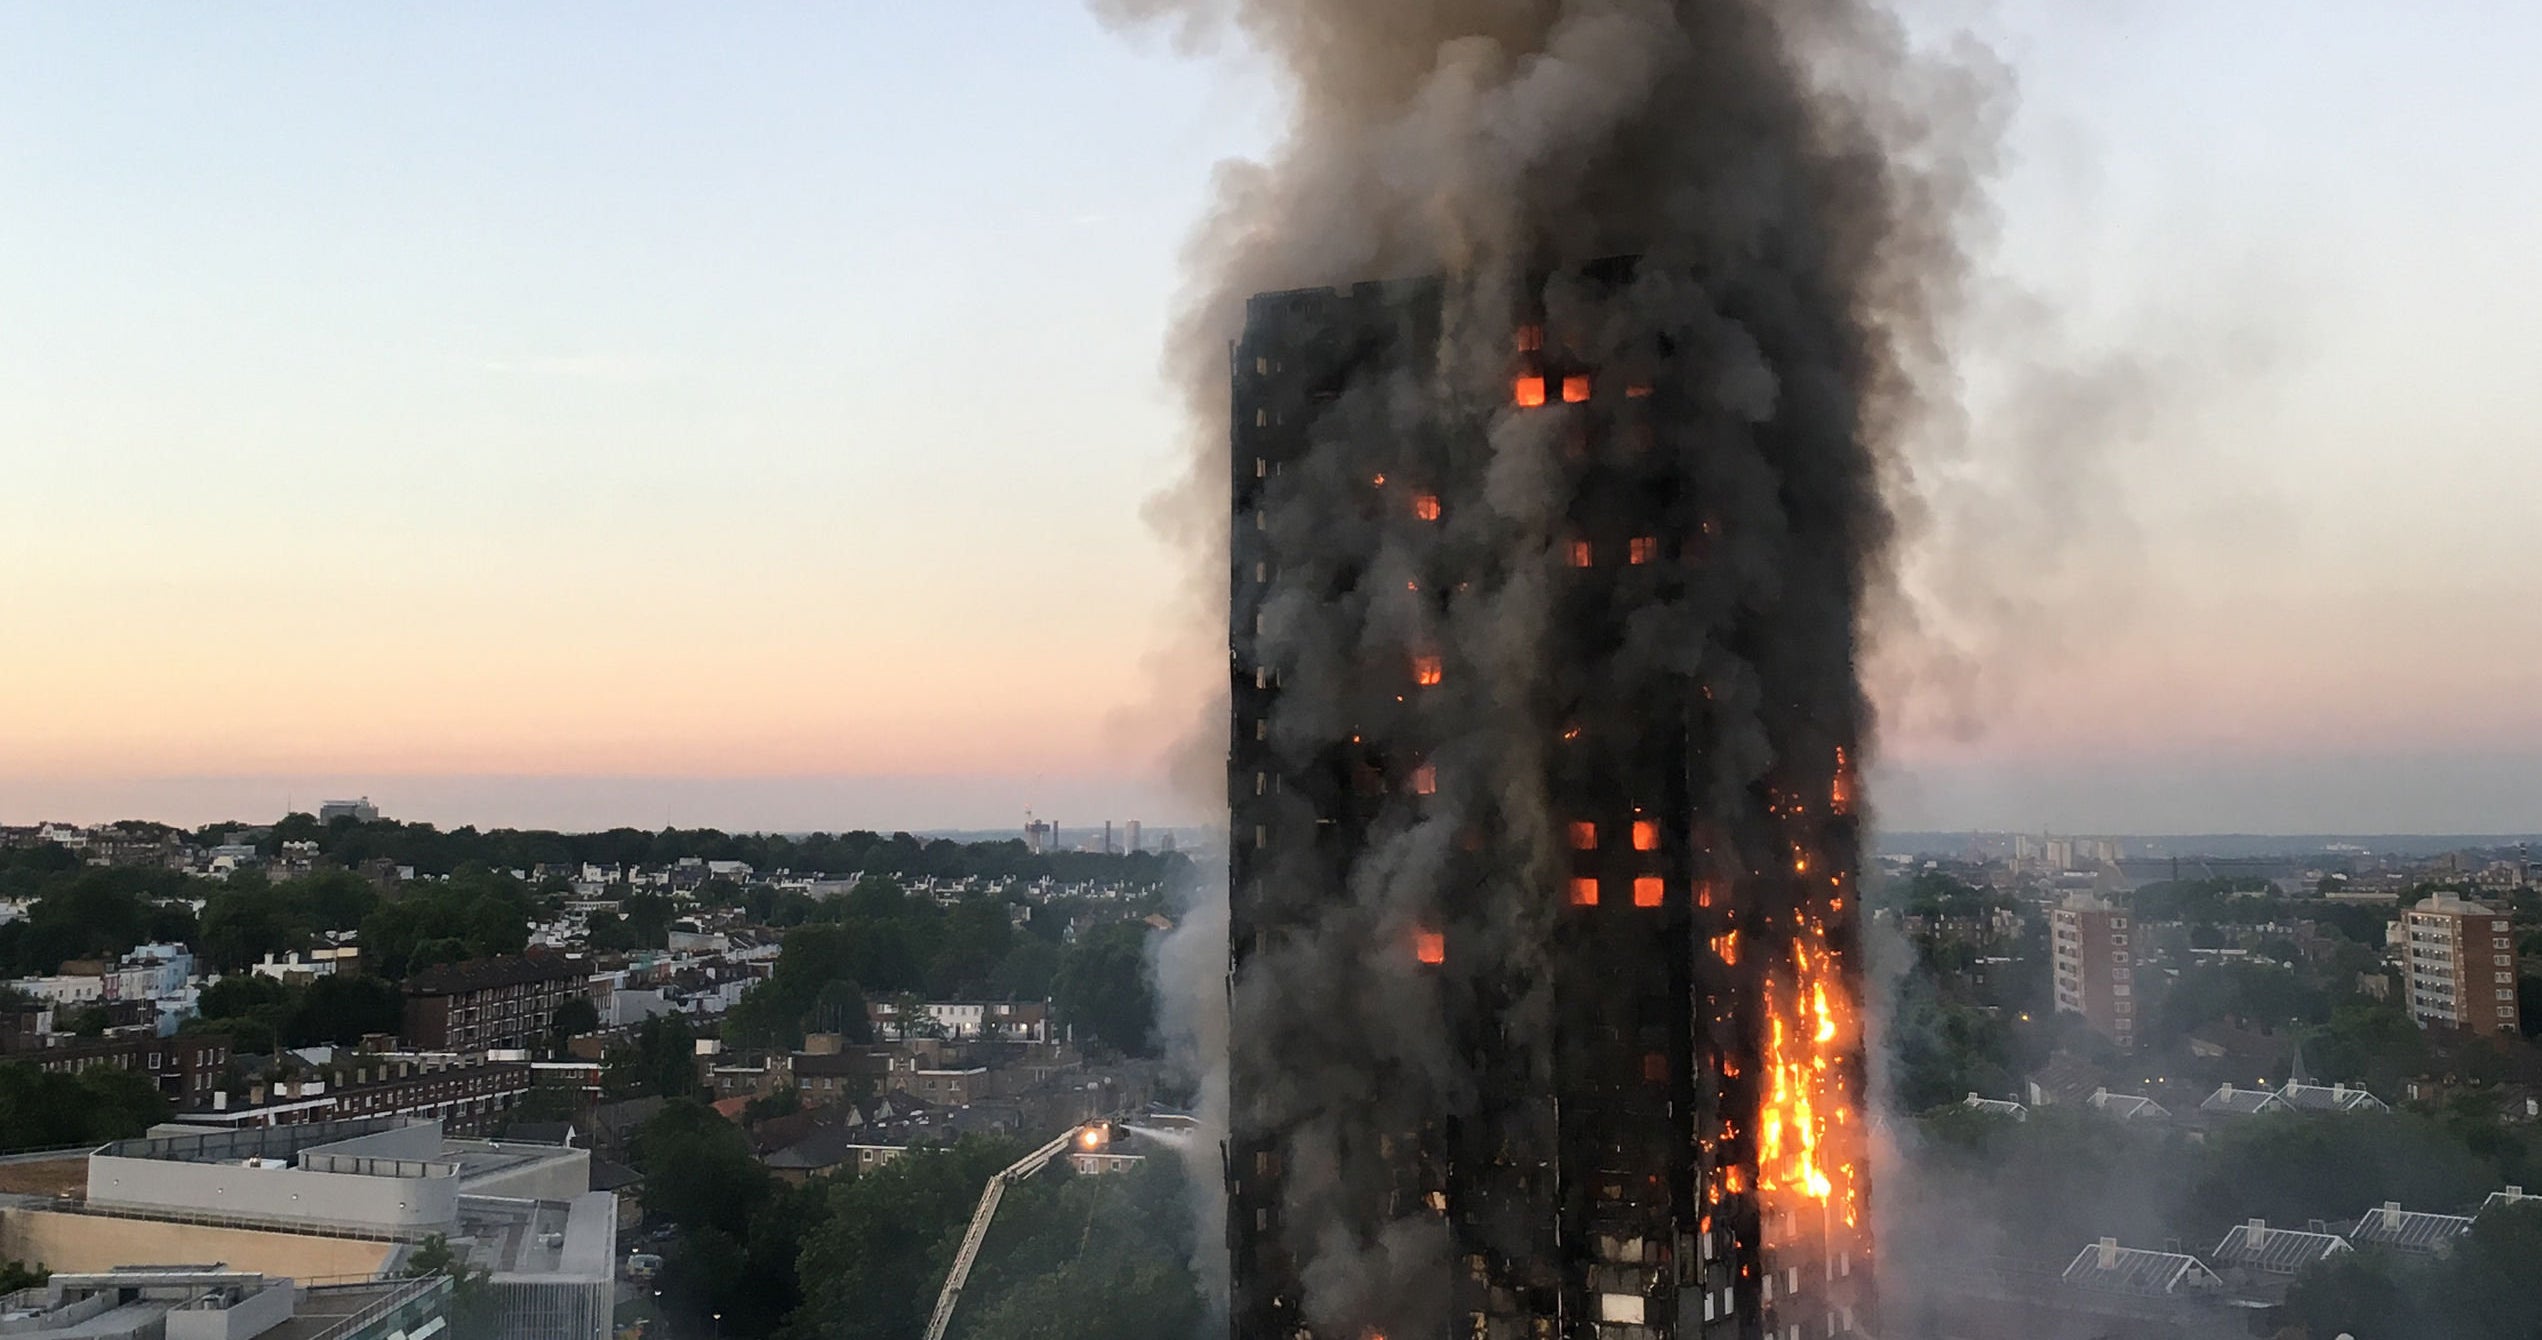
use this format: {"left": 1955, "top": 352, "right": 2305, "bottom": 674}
{"left": 1226, "top": 262, "right": 1873, "bottom": 1340}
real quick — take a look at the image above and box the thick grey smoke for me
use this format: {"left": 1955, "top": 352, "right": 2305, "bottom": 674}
{"left": 1103, "top": 2, "right": 2009, "bottom": 1334}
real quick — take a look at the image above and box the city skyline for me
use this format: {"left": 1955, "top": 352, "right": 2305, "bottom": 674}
{"left": 7, "top": 2, "right": 2541, "bottom": 835}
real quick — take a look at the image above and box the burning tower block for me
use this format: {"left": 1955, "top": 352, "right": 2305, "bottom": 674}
{"left": 1228, "top": 260, "right": 1872, "bottom": 1340}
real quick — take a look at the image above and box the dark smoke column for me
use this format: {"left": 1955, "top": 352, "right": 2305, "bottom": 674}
{"left": 1227, "top": 257, "right": 1873, "bottom": 1339}
{"left": 1124, "top": 2, "right": 1986, "bottom": 1336}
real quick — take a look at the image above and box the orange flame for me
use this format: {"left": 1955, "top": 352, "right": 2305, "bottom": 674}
{"left": 1514, "top": 375, "right": 1547, "bottom": 408}
{"left": 1568, "top": 877, "right": 1600, "bottom": 908}
{"left": 1414, "top": 930, "right": 1445, "bottom": 965}
{"left": 1631, "top": 820, "right": 1658, "bottom": 852}
{"left": 1412, "top": 655, "right": 1443, "bottom": 687}
{"left": 1568, "top": 821, "right": 1598, "bottom": 851}
{"left": 1632, "top": 876, "right": 1664, "bottom": 908}
{"left": 1561, "top": 374, "right": 1591, "bottom": 403}
{"left": 1413, "top": 493, "right": 1441, "bottom": 521}
{"left": 1756, "top": 922, "right": 1859, "bottom": 1231}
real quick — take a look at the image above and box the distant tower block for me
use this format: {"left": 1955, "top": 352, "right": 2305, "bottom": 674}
{"left": 1125, "top": 820, "right": 1142, "bottom": 854}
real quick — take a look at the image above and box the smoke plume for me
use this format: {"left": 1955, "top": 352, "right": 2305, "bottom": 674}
{"left": 1104, "top": 2, "right": 2011, "bottom": 1334}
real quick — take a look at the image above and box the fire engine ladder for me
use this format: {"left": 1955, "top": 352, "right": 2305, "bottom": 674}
{"left": 919, "top": 1124, "right": 1095, "bottom": 1340}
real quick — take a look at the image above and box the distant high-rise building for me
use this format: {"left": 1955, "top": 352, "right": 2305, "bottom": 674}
{"left": 1124, "top": 820, "right": 1142, "bottom": 854}
{"left": 1102, "top": 820, "right": 1115, "bottom": 855}
{"left": 1024, "top": 816, "right": 1055, "bottom": 856}
{"left": 2400, "top": 893, "right": 2521, "bottom": 1034}
{"left": 317, "top": 797, "right": 379, "bottom": 824}
{"left": 2052, "top": 894, "right": 2136, "bottom": 1050}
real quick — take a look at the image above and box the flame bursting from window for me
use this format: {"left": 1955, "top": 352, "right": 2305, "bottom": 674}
{"left": 1756, "top": 927, "right": 1861, "bottom": 1231}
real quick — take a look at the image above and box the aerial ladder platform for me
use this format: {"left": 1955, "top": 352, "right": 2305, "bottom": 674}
{"left": 920, "top": 1119, "right": 1120, "bottom": 1340}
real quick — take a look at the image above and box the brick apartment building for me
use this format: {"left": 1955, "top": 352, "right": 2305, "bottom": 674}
{"left": 2053, "top": 893, "right": 2138, "bottom": 1050}
{"left": 402, "top": 955, "right": 586, "bottom": 1054}
{"left": 12, "top": 1032, "right": 234, "bottom": 1109}
{"left": 187, "top": 1060, "right": 532, "bottom": 1135}
{"left": 2401, "top": 893, "right": 2522, "bottom": 1034}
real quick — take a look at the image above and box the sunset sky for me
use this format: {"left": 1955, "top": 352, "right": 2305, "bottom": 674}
{"left": 4, "top": 2, "right": 2538, "bottom": 835}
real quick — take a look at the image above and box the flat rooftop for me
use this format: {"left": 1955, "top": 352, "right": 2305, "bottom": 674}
{"left": 443, "top": 1136, "right": 583, "bottom": 1187}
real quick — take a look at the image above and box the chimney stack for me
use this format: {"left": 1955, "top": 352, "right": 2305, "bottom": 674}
{"left": 2383, "top": 1202, "right": 2403, "bottom": 1231}
{"left": 2248, "top": 1219, "right": 2267, "bottom": 1249}
{"left": 2098, "top": 1238, "right": 2120, "bottom": 1270}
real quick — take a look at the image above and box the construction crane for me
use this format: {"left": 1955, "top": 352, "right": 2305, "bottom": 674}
{"left": 920, "top": 1119, "right": 1119, "bottom": 1340}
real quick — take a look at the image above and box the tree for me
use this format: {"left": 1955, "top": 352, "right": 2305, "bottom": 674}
{"left": 403, "top": 1232, "right": 496, "bottom": 1330}
{"left": 277, "top": 870, "right": 379, "bottom": 932}
{"left": 960, "top": 1260, "right": 1202, "bottom": 1340}
{"left": 725, "top": 924, "right": 870, "bottom": 1050}
{"left": 287, "top": 975, "right": 404, "bottom": 1048}
{"left": 184, "top": 1014, "right": 277, "bottom": 1055}
{"left": 0, "top": 1061, "right": 171, "bottom": 1152}
{"left": 885, "top": 991, "right": 943, "bottom": 1041}
{"left": 932, "top": 1154, "right": 1201, "bottom": 1340}
{"left": 2431, "top": 1200, "right": 2542, "bottom": 1337}
{"left": 743, "top": 1086, "right": 802, "bottom": 1123}
{"left": 1053, "top": 921, "right": 1156, "bottom": 1057}
{"left": 549, "top": 996, "right": 599, "bottom": 1053}
{"left": 605, "top": 1013, "right": 698, "bottom": 1100}
{"left": 2284, "top": 1249, "right": 2413, "bottom": 1340}
{"left": 2305, "top": 1000, "right": 2430, "bottom": 1096}
{"left": 790, "top": 1136, "right": 1024, "bottom": 1340}
{"left": 198, "top": 974, "right": 293, "bottom": 1025}
{"left": 989, "top": 941, "right": 1061, "bottom": 1001}
{"left": 631, "top": 1099, "right": 771, "bottom": 1237}
{"left": 197, "top": 885, "right": 299, "bottom": 972}
{"left": 359, "top": 871, "right": 533, "bottom": 980}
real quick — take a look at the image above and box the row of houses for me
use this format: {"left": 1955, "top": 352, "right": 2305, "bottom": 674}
{"left": 1963, "top": 1078, "right": 2403, "bottom": 1126}
{"left": 2062, "top": 1185, "right": 2542, "bottom": 1297}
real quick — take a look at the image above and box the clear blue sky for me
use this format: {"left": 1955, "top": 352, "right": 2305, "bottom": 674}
{"left": 2, "top": 2, "right": 2536, "bottom": 834}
